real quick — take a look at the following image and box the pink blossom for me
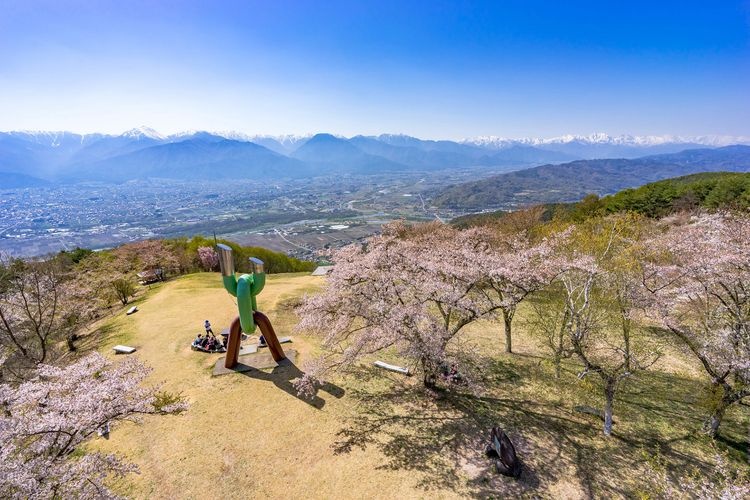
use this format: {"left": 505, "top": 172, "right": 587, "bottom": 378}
{"left": 0, "top": 353, "right": 187, "bottom": 498}
{"left": 643, "top": 213, "right": 750, "bottom": 436}
{"left": 197, "top": 246, "right": 219, "bottom": 271}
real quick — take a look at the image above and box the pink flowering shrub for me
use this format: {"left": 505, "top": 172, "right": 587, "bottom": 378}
{"left": 197, "top": 246, "right": 219, "bottom": 271}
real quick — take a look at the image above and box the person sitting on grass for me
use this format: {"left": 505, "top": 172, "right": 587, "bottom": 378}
{"left": 447, "top": 364, "right": 463, "bottom": 384}
{"left": 440, "top": 363, "right": 462, "bottom": 384}
{"left": 193, "top": 334, "right": 203, "bottom": 347}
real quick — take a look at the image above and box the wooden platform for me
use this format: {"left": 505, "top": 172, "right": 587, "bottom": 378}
{"left": 238, "top": 344, "right": 258, "bottom": 355}
{"left": 212, "top": 349, "right": 298, "bottom": 376}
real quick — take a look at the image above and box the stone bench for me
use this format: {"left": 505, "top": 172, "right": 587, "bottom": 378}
{"left": 113, "top": 345, "right": 136, "bottom": 354}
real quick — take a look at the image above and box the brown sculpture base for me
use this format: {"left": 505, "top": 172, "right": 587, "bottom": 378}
{"left": 212, "top": 349, "right": 298, "bottom": 377}
{"left": 225, "top": 312, "right": 286, "bottom": 369}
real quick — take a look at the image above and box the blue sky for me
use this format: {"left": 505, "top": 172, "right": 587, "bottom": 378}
{"left": 0, "top": 0, "right": 748, "bottom": 138}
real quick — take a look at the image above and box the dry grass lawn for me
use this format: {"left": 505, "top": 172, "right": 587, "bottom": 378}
{"left": 86, "top": 272, "right": 750, "bottom": 499}
{"left": 90, "top": 273, "right": 462, "bottom": 499}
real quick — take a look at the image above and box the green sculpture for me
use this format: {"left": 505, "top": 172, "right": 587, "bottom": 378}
{"left": 216, "top": 244, "right": 286, "bottom": 368}
{"left": 217, "top": 244, "right": 265, "bottom": 334}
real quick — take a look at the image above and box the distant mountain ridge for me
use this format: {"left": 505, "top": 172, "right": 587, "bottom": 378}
{"left": 463, "top": 132, "right": 750, "bottom": 148}
{"left": 0, "top": 171, "right": 50, "bottom": 188}
{"left": 1, "top": 128, "right": 748, "bottom": 187}
{"left": 66, "top": 137, "right": 310, "bottom": 182}
{"left": 462, "top": 133, "right": 750, "bottom": 160}
{"left": 0, "top": 129, "right": 572, "bottom": 185}
{"left": 433, "top": 145, "right": 750, "bottom": 209}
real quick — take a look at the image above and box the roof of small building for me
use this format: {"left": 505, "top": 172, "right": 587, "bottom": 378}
{"left": 311, "top": 265, "right": 334, "bottom": 276}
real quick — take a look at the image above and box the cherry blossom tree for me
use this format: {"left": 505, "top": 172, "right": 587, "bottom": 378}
{"left": 524, "top": 286, "right": 572, "bottom": 379}
{"left": 477, "top": 230, "right": 562, "bottom": 353}
{"left": 295, "top": 222, "right": 502, "bottom": 393}
{"left": 0, "top": 352, "right": 186, "bottom": 499}
{"left": 197, "top": 246, "right": 219, "bottom": 271}
{"left": 558, "top": 215, "right": 661, "bottom": 436}
{"left": 70, "top": 251, "right": 123, "bottom": 317}
{"left": 112, "top": 240, "right": 179, "bottom": 281}
{"left": 111, "top": 277, "right": 136, "bottom": 305}
{"left": 643, "top": 213, "right": 750, "bottom": 437}
{"left": 0, "top": 255, "right": 80, "bottom": 380}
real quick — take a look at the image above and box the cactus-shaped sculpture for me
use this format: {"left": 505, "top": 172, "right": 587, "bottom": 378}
{"left": 216, "top": 244, "right": 286, "bottom": 368}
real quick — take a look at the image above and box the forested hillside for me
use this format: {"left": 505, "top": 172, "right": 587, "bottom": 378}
{"left": 451, "top": 171, "right": 750, "bottom": 228}
{"left": 434, "top": 145, "right": 750, "bottom": 209}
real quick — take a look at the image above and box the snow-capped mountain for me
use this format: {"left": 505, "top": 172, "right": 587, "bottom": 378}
{"left": 120, "top": 126, "right": 165, "bottom": 141}
{"left": 462, "top": 133, "right": 750, "bottom": 159}
{"left": 7, "top": 130, "right": 105, "bottom": 147}
{"left": 242, "top": 134, "right": 313, "bottom": 153}
{"left": 463, "top": 133, "right": 750, "bottom": 149}
{"left": 229, "top": 133, "right": 312, "bottom": 145}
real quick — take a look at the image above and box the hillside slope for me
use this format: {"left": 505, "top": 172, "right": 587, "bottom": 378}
{"left": 451, "top": 171, "right": 750, "bottom": 227}
{"left": 434, "top": 146, "right": 750, "bottom": 209}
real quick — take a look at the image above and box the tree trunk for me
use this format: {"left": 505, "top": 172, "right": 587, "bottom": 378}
{"left": 603, "top": 379, "right": 616, "bottom": 437}
{"left": 707, "top": 397, "right": 729, "bottom": 438}
{"left": 554, "top": 309, "right": 568, "bottom": 379}
{"left": 621, "top": 311, "right": 631, "bottom": 373}
{"left": 421, "top": 358, "right": 437, "bottom": 388}
{"left": 502, "top": 308, "right": 514, "bottom": 354}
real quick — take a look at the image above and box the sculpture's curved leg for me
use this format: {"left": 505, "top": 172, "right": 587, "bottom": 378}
{"left": 225, "top": 316, "right": 242, "bottom": 369}
{"left": 254, "top": 311, "right": 286, "bottom": 362}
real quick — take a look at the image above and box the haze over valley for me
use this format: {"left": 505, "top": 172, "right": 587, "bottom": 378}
{"left": 3, "top": 128, "right": 749, "bottom": 256}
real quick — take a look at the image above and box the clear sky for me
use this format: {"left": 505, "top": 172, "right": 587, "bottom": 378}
{"left": 1, "top": 0, "right": 748, "bottom": 139}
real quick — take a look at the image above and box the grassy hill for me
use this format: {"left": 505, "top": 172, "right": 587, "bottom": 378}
{"left": 84, "top": 272, "right": 749, "bottom": 498}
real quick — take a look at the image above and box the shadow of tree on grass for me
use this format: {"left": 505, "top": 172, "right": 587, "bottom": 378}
{"left": 331, "top": 356, "right": 746, "bottom": 498}
{"left": 237, "top": 358, "right": 345, "bottom": 410}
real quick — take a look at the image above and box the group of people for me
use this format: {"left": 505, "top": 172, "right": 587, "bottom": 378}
{"left": 191, "top": 320, "right": 227, "bottom": 353}
{"left": 191, "top": 320, "right": 268, "bottom": 353}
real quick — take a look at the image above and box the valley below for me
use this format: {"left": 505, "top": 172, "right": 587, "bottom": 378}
{"left": 3, "top": 131, "right": 748, "bottom": 260}
{"left": 0, "top": 167, "right": 500, "bottom": 258}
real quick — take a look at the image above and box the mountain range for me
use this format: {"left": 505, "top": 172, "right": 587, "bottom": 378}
{"left": 2, "top": 127, "right": 748, "bottom": 187}
{"left": 432, "top": 145, "right": 750, "bottom": 209}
